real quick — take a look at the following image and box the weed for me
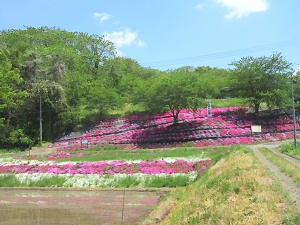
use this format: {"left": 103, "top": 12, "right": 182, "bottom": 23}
{"left": 0, "top": 175, "right": 22, "bottom": 187}
{"left": 28, "top": 176, "right": 67, "bottom": 187}
{"left": 282, "top": 213, "right": 300, "bottom": 225}
{"left": 280, "top": 143, "right": 300, "bottom": 159}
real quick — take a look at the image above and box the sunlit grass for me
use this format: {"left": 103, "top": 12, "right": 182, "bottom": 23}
{"left": 56, "top": 145, "right": 239, "bottom": 164}
{"left": 0, "top": 174, "right": 67, "bottom": 188}
{"left": 210, "top": 98, "right": 244, "bottom": 108}
{"left": 260, "top": 147, "right": 300, "bottom": 187}
{"left": 152, "top": 149, "right": 300, "bottom": 225}
{"left": 280, "top": 143, "right": 300, "bottom": 160}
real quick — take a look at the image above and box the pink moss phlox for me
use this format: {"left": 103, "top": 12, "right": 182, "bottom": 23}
{"left": 0, "top": 159, "right": 211, "bottom": 175}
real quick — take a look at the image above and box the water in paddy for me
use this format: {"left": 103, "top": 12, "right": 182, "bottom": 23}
{"left": 0, "top": 189, "right": 166, "bottom": 225}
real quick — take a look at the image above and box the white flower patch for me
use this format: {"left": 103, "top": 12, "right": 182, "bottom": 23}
{"left": 0, "top": 157, "right": 44, "bottom": 166}
{"left": 125, "top": 152, "right": 207, "bottom": 164}
{"left": 5, "top": 172, "right": 199, "bottom": 188}
{"left": 14, "top": 173, "right": 58, "bottom": 185}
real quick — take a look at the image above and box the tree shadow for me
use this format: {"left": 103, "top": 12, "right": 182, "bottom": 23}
{"left": 131, "top": 120, "right": 206, "bottom": 148}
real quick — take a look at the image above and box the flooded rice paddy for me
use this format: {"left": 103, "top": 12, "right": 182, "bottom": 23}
{"left": 0, "top": 188, "right": 167, "bottom": 225}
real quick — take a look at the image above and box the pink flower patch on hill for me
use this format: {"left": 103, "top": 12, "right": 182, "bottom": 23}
{"left": 49, "top": 106, "right": 300, "bottom": 151}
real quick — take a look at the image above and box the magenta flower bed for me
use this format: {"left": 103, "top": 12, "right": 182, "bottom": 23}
{"left": 49, "top": 106, "right": 300, "bottom": 151}
{"left": 0, "top": 159, "right": 211, "bottom": 175}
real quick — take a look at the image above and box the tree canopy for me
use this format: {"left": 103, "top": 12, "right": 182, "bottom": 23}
{"left": 133, "top": 70, "right": 209, "bottom": 123}
{"left": 0, "top": 27, "right": 117, "bottom": 146}
{"left": 229, "top": 53, "right": 292, "bottom": 113}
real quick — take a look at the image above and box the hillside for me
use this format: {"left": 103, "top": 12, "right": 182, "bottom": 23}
{"left": 49, "top": 106, "right": 298, "bottom": 155}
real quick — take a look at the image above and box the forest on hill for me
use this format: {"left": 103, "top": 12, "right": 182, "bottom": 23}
{"left": 0, "top": 27, "right": 298, "bottom": 148}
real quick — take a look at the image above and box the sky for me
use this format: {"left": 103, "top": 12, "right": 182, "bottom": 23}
{"left": 0, "top": 0, "right": 299, "bottom": 71}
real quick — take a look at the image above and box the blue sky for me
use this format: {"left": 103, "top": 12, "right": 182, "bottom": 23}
{"left": 0, "top": 0, "right": 299, "bottom": 71}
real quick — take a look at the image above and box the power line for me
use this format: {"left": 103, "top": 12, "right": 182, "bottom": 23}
{"left": 142, "top": 39, "right": 300, "bottom": 68}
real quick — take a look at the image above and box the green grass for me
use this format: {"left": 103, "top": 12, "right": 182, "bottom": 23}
{"left": 0, "top": 175, "right": 23, "bottom": 187}
{"left": 0, "top": 147, "right": 27, "bottom": 154}
{"left": 0, "top": 174, "right": 67, "bottom": 188}
{"left": 280, "top": 143, "right": 300, "bottom": 160}
{"left": 210, "top": 98, "right": 244, "bottom": 108}
{"left": 27, "top": 176, "right": 67, "bottom": 187}
{"left": 144, "top": 175, "right": 193, "bottom": 188}
{"left": 260, "top": 147, "right": 300, "bottom": 187}
{"left": 109, "top": 99, "right": 245, "bottom": 117}
{"left": 152, "top": 148, "right": 300, "bottom": 225}
{"left": 56, "top": 145, "right": 239, "bottom": 164}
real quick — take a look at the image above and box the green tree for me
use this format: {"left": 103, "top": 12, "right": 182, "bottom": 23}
{"left": 0, "top": 27, "right": 117, "bottom": 145}
{"left": 0, "top": 50, "right": 28, "bottom": 147}
{"left": 229, "top": 53, "right": 292, "bottom": 113}
{"left": 194, "top": 66, "right": 231, "bottom": 99}
{"left": 134, "top": 70, "right": 206, "bottom": 123}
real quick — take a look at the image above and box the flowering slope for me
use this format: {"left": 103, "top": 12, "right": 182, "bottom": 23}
{"left": 50, "top": 107, "right": 299, "bottom": 151}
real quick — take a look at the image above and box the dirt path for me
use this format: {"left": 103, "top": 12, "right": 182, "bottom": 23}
{"left": 249, "top": 141, "right": 300, "bottom": 211}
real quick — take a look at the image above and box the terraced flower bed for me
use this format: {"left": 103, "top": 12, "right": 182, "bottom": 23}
{"left": 48, "top": 107, "right": 299, "bottom": 157}
{"left": 0, "top": 155, "right": 213, "bottom": 188}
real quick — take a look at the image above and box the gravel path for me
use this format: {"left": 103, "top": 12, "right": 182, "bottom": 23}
{"left": 249, "top": 141, "right": 300, "bottom": 211}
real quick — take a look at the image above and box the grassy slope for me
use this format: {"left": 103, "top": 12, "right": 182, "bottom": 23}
{"left": 146, "top": 149, "right": 300, "bottom": 225}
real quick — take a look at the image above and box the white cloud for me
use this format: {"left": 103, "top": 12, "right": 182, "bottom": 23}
{"left": 137, "top": 40, "right": 146, "bottom": 47}
{"left": 93, "top": 12, "right": 111, "bottom": 23}
{"left": 103, "top": 28, "right": 146, "bottom": 48}
{"left": 196, "top": 3, "right": 205, "bottom": 10}
{"left": 217, "top": 0, "right": 269, "bottom": 19}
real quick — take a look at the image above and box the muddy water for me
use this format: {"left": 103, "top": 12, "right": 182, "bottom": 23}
{"left": 0, "top": 189, "right": 167, "bottom": 225}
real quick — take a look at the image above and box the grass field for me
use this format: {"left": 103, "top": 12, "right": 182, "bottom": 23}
{"left": 148, "top": 148, "right": 300, "bottom": 225}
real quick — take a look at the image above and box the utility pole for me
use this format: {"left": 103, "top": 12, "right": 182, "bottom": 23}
{"left": 40, "top": 95, "right": 42, "bottom": 146}
{"left": 291, "top": 72, "right": 297, "bottom": 148}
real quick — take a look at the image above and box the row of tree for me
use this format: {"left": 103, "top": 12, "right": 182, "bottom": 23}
{"left": 0, "top": 27, "right": 297, "bottom": 148}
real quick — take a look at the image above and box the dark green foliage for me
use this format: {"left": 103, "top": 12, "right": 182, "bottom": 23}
{"left": 0, "top": 27, "right": 117, "bottom": 146}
